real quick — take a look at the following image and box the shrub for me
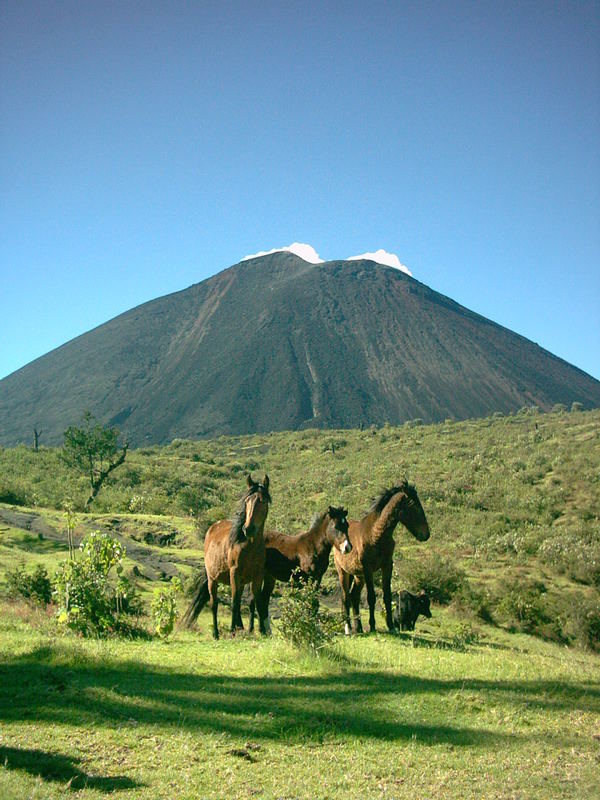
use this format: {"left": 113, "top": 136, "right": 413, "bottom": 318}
{"left": 6, "top": 564, "right": 53, "bottom": 606}
{"left": 451, "top": 582, "right": 494, "bottom": 624}
{"left": 53, "top": 531, "right": 141, "bottom": 636}
{"left": 563, "top": 597, "right": 600, "bottom": 651}
{"left": 495, "top": 578, "right": 548, "bottom": 634}
{"left": 398, "top": 552, "right": 466, "bottom": 605}
{"left": 151, "top": 577, "right": 183, "bottom": 638}
{"left": 278, "top": 578, "right": 340, "bottom": 652}
{"left": 570, "top": 402, "right": 584, "bottom": 412}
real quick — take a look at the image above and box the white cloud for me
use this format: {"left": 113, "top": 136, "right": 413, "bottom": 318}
{"left": 242, "top": 242, "right": 324, "bottom": 264}
{"left": 347, "top": 249, "right": 412, "bottom": 275}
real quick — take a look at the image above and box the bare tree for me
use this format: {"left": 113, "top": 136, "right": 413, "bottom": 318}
{"left": 33, "top": 428, "right": 43, "bottom": 451}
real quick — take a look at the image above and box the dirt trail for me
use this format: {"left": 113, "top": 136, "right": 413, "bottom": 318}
{"left": 0, "top": 507, "right": 202, "bottom": 580}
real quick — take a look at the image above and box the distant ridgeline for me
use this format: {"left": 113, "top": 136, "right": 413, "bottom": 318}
{"left": 1, "top": 251, "right": 599, "bottom": 446}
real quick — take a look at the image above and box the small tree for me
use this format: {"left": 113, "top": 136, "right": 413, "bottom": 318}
{"left": 62, "top": 411, "right": 128, "bottom": 508}
{"left": 53, "top": 531, "right": 140, "bottom": 636}
{"left": 278, "top": 577, "right": 340, "bottom": 653}
{"left": 151, "top": 578, "right": 183, "bottom": 638}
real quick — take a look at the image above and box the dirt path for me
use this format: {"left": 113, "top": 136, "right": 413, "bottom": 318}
{"left": 0, "top": 507, "right": 202, "bottom": 580}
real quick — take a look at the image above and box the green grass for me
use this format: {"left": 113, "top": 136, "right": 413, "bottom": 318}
{"left": 0, "top": 409, "right": 598, "bottom": 797}
{"left": 0, "top": 604, "right": 598, "bottom": 800}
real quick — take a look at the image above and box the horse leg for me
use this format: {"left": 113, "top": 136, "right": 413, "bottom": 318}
{"left": 248, "top": 597, "right": 255, "bottom": 633}
{"left": 208, "top": 578, "right": 219, "bottom": 640}
{"left": 337, "top": 567, "right": 352, "bottom": 635}
{"left": 365, "top": 569, "right": 377, "bottom": 633}
{"left": 259, "top": 572, "right": 275, "bottom": 635}
{"left": 230, "top": 568, "right": 244, "bottom": 632}
{"left": 381, "top": 560, "right": 395, "bottom": 632}
{"left": 350, "top": 577, "right": 364, "bottom": 634}
{"left": 250, "top": 573, "right": 270, "bottom": 635}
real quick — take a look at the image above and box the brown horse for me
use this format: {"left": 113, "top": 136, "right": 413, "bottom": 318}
{"left": 248, "top": 505, "right": 352, "bottom": 631}
{"left": 181, "top": 474, "right": 271, "bottom": 639}
{"left": 334, "top": 481, "right": 430, "bottom": 634}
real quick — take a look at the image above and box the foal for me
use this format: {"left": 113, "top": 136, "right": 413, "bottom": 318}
{"left": 248, "top": 505, "right": 351, "bottom": 631}
{"left": 334, "top": 481, "right": 430, "bottom": 634}
{"left": 182, "top": 474, "right": 271, "bottom": 638}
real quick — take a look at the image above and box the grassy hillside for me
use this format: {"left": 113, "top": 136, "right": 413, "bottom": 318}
{"left": 0, "top": 408, "right": 599, "bottom": 798}
{"left": 0, "top": 407, "right": 598, "bottom": 643}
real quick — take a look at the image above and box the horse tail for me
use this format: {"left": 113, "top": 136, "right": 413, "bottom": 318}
{"left": 180, "top": 570, "right": 210, "bottom": 629}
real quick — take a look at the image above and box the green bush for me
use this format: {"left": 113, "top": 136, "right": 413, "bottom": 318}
{"left": 450, "top": 582, "right": 494, "bottom": 624}
{"left": 6, "top": 564, "right": 53, "bottom": 605}
{"left": 564, "top": 597, "right": 600, "bottom": 651}
{"left": 53, "top": 531, "right": 142, "bottom": 636}
{"left": 398, "top": 552, "right": 466, "bottom": 605}
{"left": 278, "top": 578, "right": 340, "bottom": 652}
{"left": 151, "top": 577, "right": 183, "bottom": 638}
{"left": 495, "top": 578, "right": 548, "bottom": 634}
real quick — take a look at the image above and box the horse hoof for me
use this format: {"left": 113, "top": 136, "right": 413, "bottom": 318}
{"left": 344, "top": 622, "right": 351, "bottom": 636}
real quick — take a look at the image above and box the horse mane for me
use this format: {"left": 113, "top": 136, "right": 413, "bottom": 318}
{"left": 228, "top": 509, "right": 247, "bottom": 546}
{"left": 369, "top": 481, "right": 417, "bottom": 514}
{"left": 307, "top": 511, "right": 327, "bottom": 534}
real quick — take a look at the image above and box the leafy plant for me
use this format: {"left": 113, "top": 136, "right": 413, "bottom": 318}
{"left": 151, "top": 577, "right": 183, "bottom": 638}
{"left": 398, "top": 552, "right": 466, "bottom": 605}
{"left": 563, "top": 597, "right": 600, "bottom": 651}
{"left": 278, "top": 577, "right": 340, "bottom": 652}
{"left": 53, "top": 531, "right": 139, "bottom": 636}
{"left": 6, "top": 564, "right": 53, "bottom": 606}
{"left": 495, "top": 578, "right": 549, "bottom": 634}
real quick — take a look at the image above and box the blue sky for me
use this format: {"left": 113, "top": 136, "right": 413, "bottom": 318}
{"left": 1, "top": 1, "right": 599, "bottom": 381}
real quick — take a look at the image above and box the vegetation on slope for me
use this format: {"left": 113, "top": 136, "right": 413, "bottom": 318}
{"left": 0, "top": 407, "right": 598, "bottom": 648}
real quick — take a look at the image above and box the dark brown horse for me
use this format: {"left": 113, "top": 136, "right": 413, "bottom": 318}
{"left": 334, "top": 481, "right": 430, "bottom": 634}
{"left": 181, "top": 474, "right": 271, "bottom": 639}
{"left": 248, "top": 505, "right": 351, "bottom": 631}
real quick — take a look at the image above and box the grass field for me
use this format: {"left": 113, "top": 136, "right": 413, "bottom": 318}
{"left": 1, "top": 603, "right": 599, "bottom": 800}
{"left": 0, "top": 408, "right": 598, "bottom": 798}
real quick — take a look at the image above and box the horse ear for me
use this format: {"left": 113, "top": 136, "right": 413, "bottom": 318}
{"left": 247, "top": 474, "right": 255, "bottom": 489}
{"left": 328, "top": 505, "right": 334, "bottom": 516}
{"left": 419, "top": 589, "right": 426, "bottom": 597}
{"left": 262, "top": 474, "right": 269, "bottom": 490}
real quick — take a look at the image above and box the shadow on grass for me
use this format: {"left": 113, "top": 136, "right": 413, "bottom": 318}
{"left": 1, "top": 643, "right": 598, "bottom": 750}
{"left": 0, "top": 746, "right": 143, "bottom": 792}
{"left": 3, "top": 533, "right": 68, "bottom": 555}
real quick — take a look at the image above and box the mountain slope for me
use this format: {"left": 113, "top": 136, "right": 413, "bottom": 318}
{"left": 1, "top": 252, "right": 599, "bottom": 445}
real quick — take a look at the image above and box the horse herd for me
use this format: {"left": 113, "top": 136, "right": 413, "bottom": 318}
{"left": 182, "top": 473, "right": 431, "bottom": 639}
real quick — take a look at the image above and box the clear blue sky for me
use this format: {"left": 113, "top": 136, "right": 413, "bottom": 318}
{"left": 1, "top": 1, "right": 599, "bottom": 381}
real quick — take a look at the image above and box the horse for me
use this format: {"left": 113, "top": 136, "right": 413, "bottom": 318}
{"left": 334, "top": 480, "right": 430, "bottom": 634}
{"left": 248, "top": 505, "right": 352, "bottom": 632}
{"left": 181, "top": 474, "right": 271, "bottom": 639}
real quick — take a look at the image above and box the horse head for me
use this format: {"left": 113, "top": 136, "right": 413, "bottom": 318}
{"left": 242, "top": 474, "right": 271, "bottom": 540}
{"left": 327, "top": 505, "right": 352, "bottom": 554}
{"left": 397, "top": 480, "right": 430, "bottom": 541}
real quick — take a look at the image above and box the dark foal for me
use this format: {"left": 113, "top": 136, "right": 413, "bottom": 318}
{"left": 334, "top": 481, "right": 430, "bottom": 634}
{"left": 181, "top": 474, "right": 271, "bottom": 638}
{"left": 248, "top": 505, "right": 351, "bottom": 632}
{"left": 393, "top": 590, "right": 432, "bottom": 631}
